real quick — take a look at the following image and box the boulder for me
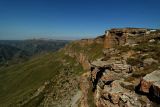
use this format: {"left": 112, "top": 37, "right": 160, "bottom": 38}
{"left": 140, "top": 70, "right": 160, "bottom": 93}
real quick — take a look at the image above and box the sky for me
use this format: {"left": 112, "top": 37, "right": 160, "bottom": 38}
{"left": 0, "top": 0, "right": 160, "bottom": 40}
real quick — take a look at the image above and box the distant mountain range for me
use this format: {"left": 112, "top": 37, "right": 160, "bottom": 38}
{"left": 0, "top": 40, "right": 69, "bottom": 65}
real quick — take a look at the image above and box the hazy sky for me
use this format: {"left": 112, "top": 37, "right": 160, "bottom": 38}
{"left": 0, "top": 0, "right": 160, "bottom": 40}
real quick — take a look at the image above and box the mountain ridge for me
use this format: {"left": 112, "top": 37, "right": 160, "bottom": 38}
{"left": 0, "top": 39, "right": 69, "bottom": 66}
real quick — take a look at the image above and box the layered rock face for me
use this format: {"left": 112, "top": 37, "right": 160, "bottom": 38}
{"left": 90, "top": 56, "right": 151, "bottom": 107}
{"left": 104, "top": 28, "right": 148, "bottom": 48}
{"left": 104, "top": 30, "right": 127, "bottom": 48}
{"left": 87, "top": 28, "right": 160, "bottom": 107}
{"left": 64, "top": 46, "right": 91, "bottom": 70}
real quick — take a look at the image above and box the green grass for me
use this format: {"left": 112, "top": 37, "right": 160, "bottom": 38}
{"left": 87, "top": 83, "right": 96, "bottom": 107}
{"left": 132, "top": 63, "right": 159, "bottom": 78}
{"left": 116, "top": 45, "right": 131, "bottom": 53}
{"left": 0, "top": 50, "right": 83, "bottom": 106}
{"left": 68, "top": 41, "right": 104, "bottom": 61}
{"left": 0, "top": 39, "right": 117, "bottom": 106}
{"left": 127, "top": 57, "right": 143, "bottom": 66}
{"left": 22, "top": 92, "right": 45, "bottom": 107}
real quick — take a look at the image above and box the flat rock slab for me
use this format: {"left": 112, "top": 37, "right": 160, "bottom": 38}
{"left": 140, "top": 70, "right": 160, "bottom": 93}
{"left": 91, "top": 60, "right": 112, "bottom": 67}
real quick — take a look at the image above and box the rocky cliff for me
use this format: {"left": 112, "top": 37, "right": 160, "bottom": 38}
{"left": 52, "top": 28, "right": 160, "bottom": 107}
{"left": 57, "top": 28, "right": 160, "bottom": 107}
{"left": 88, "top": 28, "right": 160, "bottom": 107}
{"left": 35, "top": 28, "right": 160, "bottom": 107}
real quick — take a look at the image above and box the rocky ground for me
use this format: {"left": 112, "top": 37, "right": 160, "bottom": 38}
{"left": 88, "top": 28, "right": 160, "bottom": 107}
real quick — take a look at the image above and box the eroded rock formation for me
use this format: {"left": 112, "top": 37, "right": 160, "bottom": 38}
{"left": 90, "top": 54, "right": 148, "bottom": 107}
{"left": 104, "top": 28, "right": 148, "bottom": 48}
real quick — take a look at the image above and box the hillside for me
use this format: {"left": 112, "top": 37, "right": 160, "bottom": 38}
{"left": 0, "top": 51, "right": 83, "bottom": 106}
{"left": 0, "top": 28, "right": 160, "bottom": 107}
{"left": 0, "top": 44, "right": 30, "bottom": 66}
{"left": 0, "top": 35, "right": 104, "bottom": 106}
{"left": 0, "top": 40, "right": 69, "bottom": 65}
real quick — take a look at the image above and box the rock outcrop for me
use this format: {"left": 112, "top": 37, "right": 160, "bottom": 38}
{"left": 90, "top": 59, "right": 160, "bottom": 106}
{"left": 104, "top": 28, "right": 148, "bottom": 48}
{"left": 139, "top": 70, "right": 160, "bottom": 98}
{"left": 101, "top": 79, "right": 149, "bottom": 107}
{"left": 87, "top": 28, "right": 160, "bottom": 106}
{"left": 90, "top": 55, "right": 151, "bottom": 107}
{"left": 104, "top": 30, "right": 127, "bottom": 48}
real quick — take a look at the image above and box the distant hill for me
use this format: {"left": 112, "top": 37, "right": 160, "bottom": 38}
{"left": 0, "top": 40, "right": 69, "bottom": 65}
{"left": 0, "top": 44, "right": 30, "bottom": 65}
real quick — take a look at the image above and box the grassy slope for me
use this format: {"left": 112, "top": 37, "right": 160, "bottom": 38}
{"left": 0, "top": 50, "right": 83, "bottom": 106}
{"left": 0, "top": 39, "right": 104, "bottom": 106}
{"left": 67, "top": 41, "right": 104, "bottom": 61}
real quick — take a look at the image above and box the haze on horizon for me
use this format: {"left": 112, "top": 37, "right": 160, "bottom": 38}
{"left": 0, "top": 0, "right": 160, "bottom": 40}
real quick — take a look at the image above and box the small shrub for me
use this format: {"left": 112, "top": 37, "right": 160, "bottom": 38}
{"left": 102, "top": 54, "right": 111, "bottom": 61}
{"left": 127, "top": 57, "right": 143, "bottom": 66}
{"left": 132, "top": 63, "right": 159, "bottom": 78}
{"left": 116, "top": 45, "right": 131, "bottom": 53}
{"left": 124, "top": 76, "right": 135, "bottom": 83}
